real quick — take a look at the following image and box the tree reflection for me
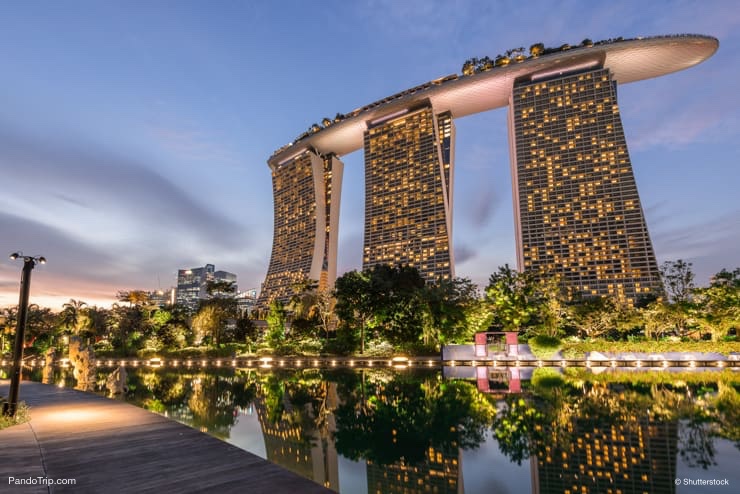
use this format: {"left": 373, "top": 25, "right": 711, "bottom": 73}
{"left": 125, "top": 369, "right": 256, "bottom": 439}
{"left": 334, "top": 371, "right": 496, "bottom": 465}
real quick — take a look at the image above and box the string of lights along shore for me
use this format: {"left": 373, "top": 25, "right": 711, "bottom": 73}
{"left": 258, "top": 34, "right": 719, "bottom": 307}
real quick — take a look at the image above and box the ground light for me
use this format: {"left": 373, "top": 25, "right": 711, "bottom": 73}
{"left": 3, "top": 252, "right": 45, "bottom": 417}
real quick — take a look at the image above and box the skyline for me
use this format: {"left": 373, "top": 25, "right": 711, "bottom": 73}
{"left": 2, "top": 1, "right": 739, "bottom": 309}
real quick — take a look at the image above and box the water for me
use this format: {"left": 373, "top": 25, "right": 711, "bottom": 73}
{"left": 21, "top": 365, "right": 740, "bottom": 493}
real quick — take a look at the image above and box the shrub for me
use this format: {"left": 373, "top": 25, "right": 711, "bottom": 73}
{"left": 0, "top": 401, "right": 30, "bottom": 430}
{"left": 528, "top": 335, "right": 562, "bottom": 359}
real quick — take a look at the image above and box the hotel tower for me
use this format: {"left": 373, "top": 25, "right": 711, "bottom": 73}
{"left": 363, "top": 106, "right": 454, "bottom": 281}
{"left": 259, "top": 35, "right": 718, "bottom": 307}
{"left": 509, "top": 67, "right": 661, "bottom": 302}
{"left": 258, "top": 150, "right": 343, "bottom": 306}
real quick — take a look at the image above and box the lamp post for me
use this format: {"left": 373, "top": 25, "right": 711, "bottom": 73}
{"left": 2, "top": 252, "right": 45, "bottom": 417}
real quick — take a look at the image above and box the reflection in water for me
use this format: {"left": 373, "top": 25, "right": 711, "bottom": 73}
{"left": 24, "top": 365, "right": 740, "bottom": 494}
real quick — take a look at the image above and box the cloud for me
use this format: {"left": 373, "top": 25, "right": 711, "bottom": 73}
{"left": 0, "top": 125, "right": 250, "bottom": 253}
{"left": 147, "top": 121, "right": 242, "bottom": 168}
{"left": 652, "top": 210, "right": 740, "bottom": 281}
{"left": 454, "top": 244, "right": 476, "bottom": 264}
{"left": 0, "top": 125, "right": 260, "bottom": 306}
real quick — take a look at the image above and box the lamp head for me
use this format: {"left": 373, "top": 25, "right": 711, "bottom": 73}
{"left": 9, "top": 252, "right": 19, "bottom": 260}
{"left": 38, "top": 257, "right": 47, "bottom": 265}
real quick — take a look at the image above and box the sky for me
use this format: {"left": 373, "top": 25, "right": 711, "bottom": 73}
{"left": 1, "top": 0, "right": 739, "bottom": 309}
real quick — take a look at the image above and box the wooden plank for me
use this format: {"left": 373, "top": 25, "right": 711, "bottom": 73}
{"left": 1, "top": 381, "right": 333, "bottom": 493}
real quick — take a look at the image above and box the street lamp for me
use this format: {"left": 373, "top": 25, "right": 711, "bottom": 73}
{"left": 2, "top": 252, "right": 45, "bottom": 417}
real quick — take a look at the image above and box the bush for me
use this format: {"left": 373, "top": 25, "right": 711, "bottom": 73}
{"left": 0, "top": 401, "right": 30, "bottom": 430}
{"left": 362, "top": 340, "right": 395, "bottom": 357}
{"left": 528, "top": 335, "right": 562, "bottom": 359}
{"left": 323, "top": 329, "right": 359, "bottom": 356}
{"left": 560, "top": 339, "right": 740, "bottom": 359}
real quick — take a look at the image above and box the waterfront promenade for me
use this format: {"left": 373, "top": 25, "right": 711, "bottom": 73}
{"left": 0, "top": 380, "right": 332, "bottom": 494}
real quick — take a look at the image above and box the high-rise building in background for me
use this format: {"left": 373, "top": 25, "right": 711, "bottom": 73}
{"left": 363, "top": 107, "right": 454, "bottom": 282}
{"left": 260, "top": 35, "right": 717, "bottom": 307}
{"left": 258, "top": 150, "right": 343, "bottom": 307}
{"left": 176, "top": 264, "right": 237, "bottom": 311}
{"left": 509, "top": 67, "right": 662, "bottom": 303}
{"left": 148, "top": 288, "right": 176, "bottom": 307}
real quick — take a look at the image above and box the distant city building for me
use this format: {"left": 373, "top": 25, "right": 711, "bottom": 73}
{"left": 260, "top": 35, "right": 717, "bottom": 305}
{"left": 148, "top": 288, "right": 175, "bottom": 307}
{"left": 236, "top": 289, "right": 258, "bottom": 315}
{"left": 176, "top": 264, "right": 237, "bottom": 311}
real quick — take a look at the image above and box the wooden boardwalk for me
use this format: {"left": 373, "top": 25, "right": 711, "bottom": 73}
{"left": 0, "top": 381, "right": 333, "bottom": 493}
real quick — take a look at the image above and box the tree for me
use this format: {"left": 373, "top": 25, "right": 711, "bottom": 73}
{"left": 265, "top": 300, "right": 287, "bottom": 348}
{"left": 117, "top": 290, "right": 151, "bottom": 306}
{"left": 25, "top": 305, "right": 57, "bottom": 350}
{"left": 334, "top": 270, "right": 374, "bottom": 354}
{"left": 108, "top": 303, "right": 149, "bottom": 356}
{"left": 570, "top": 296, "right": 639, "bottom": 339}
{"left": 85, "top": 306, "right": 110, "bottom": 342}
{"left": 694, "top": 268, "right": 740, "bottom": 340}
{"left": 288, "top": 278, "right": 321, "bottom": 337}
{"left": 660, "top": 259, "right": 694, "bottom": 303}
{"left": 0, "top": 307, "right": 18, "bottom": 354}
{"left": 192, "top": 297, "right": 237, "bottom": 346}
{"left": 485, "top": 265, "right": 538, "bottom": 333}
{"left": 59, "top": 299, "right": 88, "bottom": 335}
{"left": 421, "top": 277, "right": 478, "bottom": 345}
{"left": 314, "top": 288, "right": 336, "bottom": 343}
{"left": 533, "top": 276, "right": 568, "bottom": 338}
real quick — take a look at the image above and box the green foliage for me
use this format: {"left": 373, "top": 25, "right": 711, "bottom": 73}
{"left": 528, "top": 335, "right": 562, "bottom": 359}
{"left": 485, "top": 264, "right": 539, "bottom": 333}
{"left": 693, "top": 268, "right": 740, "bottom": 341}
{"left": 192, "top": 297, "right": 237, "bottom": 346}
{"left": 562, "top": 368, "right": 739, "bottom": 386}
{"left": 334, "top": 375, "right": 495, "bottom": 465}
{"left": 265, "top": 300, "right": 287, "bottom": 347}
{"left": 492, "top": 396, "right": 544, "bottom": 465}
{"left": 0, "top": 401, "right": 30, "bottom": 429}
{"left": 324, "top": 326, "right": 360, "bottom": 355}
{"left": 560, "top": 339, "right": 740, "bottom": 359}
{"left": 660, "top": 259, "right": 694, "bottom": 303}
{"left": 421, "top": 277, "right": 478, "bottom": 345}
{"left": 569, "top": 296, "right": 640, "bottom": 340}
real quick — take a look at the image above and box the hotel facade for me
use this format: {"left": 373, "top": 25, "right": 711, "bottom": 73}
{"left": 258, "top": 35, "right": 718, "bottom": 307}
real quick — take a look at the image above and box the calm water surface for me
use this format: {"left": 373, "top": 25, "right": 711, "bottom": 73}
{"left": 24, "top": 365, "right": 740, "bottom": 494}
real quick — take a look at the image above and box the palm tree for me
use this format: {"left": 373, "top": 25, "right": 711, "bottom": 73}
{"left": 59, "top": 299, "right": 87, "bottom": 335}
{"left": 0, "top": 307, "right": 18, "bottom": 354}
{"left": 117, "top": 290, "right": 151, "bottom": 306}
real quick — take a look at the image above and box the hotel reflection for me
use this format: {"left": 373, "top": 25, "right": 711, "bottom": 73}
{"left": 367, "top": 446, "right": 462, "bottom": 494}
{"left": 531, "top": 408, "right": 678, "bottom": 494}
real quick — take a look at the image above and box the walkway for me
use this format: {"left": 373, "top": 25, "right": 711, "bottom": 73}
{"left": 0, "top": 381, "right": 332, "bottom": 494}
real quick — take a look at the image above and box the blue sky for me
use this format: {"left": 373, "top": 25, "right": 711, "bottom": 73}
{"left": 1, "top": 0, "right": 738, "bottom": 308}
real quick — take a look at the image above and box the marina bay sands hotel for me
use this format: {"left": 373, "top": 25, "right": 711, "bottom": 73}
{"left": 258, "top": 34, "right": 718, "bottom": 307}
